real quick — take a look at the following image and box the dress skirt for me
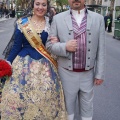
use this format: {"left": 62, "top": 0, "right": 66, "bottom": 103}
{"left": 0, "top": 55, "right": 67, "bottom": 120}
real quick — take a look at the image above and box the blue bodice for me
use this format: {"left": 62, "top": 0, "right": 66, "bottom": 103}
{"left": 7, "top": 18, "right": 49, "bottom": 63}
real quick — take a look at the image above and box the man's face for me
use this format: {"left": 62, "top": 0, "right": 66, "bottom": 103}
{"left": 68, "top": 0, "right": 85, "bottom": 10}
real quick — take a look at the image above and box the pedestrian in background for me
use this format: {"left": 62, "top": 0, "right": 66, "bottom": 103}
{"left": 5, "top": 8, "right": 9, "bottom": 18}
{"left": 0, "top": 0, "right": 67, "bottom": 119}
{"left": 11, "top": 8, "right": 15, "bottom": 18}
{"left": 48, "top": 6, "right": 58, "bottom": 24}
{"left": 107, "top": 13, "right": 112, "bottom": 32}
{"left": 0, "top": 6, "right": 3, "bottom": 18}
{"left": 50, "top": 6, "right": 57, "bottom": 16}
{"left": 104, "top": 13, "right": 109, "bottom": 31}
{"left": 46, "top": 0, "right": 105, "bottom": 120}
{"left": 117, "top": 14, "right": 120, "bottom": 20}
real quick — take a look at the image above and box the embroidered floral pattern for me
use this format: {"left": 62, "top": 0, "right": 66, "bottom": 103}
{"left": 0, "top": 56, "right": 67, "bottom": 120}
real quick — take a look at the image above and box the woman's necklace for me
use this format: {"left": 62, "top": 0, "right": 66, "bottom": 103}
{"left": 32, "top": 20, "right": 45, "bottom": 34}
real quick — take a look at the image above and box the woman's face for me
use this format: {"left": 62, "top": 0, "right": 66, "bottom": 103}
{"left": 33, "top": 0, "right": 47, "bottom": 17}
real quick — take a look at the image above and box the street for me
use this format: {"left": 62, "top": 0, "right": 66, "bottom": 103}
{"left": 93, "top": 33, "right": 120, "bottom": 120}
{"left": 0, "top": 18, "right": 120, "bottom": 120}
{"left": 0, "top": 18, "right": 16, "bottom": 59}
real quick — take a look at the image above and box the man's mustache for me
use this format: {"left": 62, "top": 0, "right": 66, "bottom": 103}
{"left": 73, "top": 0, "right": 81, "bottom": 3}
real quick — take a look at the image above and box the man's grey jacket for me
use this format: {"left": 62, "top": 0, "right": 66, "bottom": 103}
{"left": 46, "top": 9, "right": 105, "bottom": 80}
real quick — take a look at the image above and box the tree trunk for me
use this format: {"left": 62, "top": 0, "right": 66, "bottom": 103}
{"left": 110, "top": 0, "right": 115, "bottom": 15}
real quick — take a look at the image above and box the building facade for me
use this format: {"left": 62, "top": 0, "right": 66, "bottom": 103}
{"left": 102, "top": 0, "right": 120, "bottom": 20}
{"left": 86, "top": 0, "right": 120, "bottom": 20}
{"left": 86, "top": 0, "right": 102, "bottom": 5}
{"left": 86, "top": 0, "right": 106, "bottom": 15}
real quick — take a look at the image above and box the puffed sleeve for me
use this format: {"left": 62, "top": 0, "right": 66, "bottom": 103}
{"left": 7, "top": 24, "right": 23, "bottom": 64}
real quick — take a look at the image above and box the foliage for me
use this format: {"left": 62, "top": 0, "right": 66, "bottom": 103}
{"left": 55, "top": 0, "right": 68, "bottom": 11}
{"left": 16, "top": 0, "right": 32, "bottom": 10}
{"left": 56, "top": 0, "right": 68, "bottom": 5}
{"left": 115, "top": 6, "right": 120, "bottom": 11}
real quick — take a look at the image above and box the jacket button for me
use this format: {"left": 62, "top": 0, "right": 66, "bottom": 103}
{"left": 69, "top": 33, "right": 71, "bottom": 35}
{"left": 88, "top": 49, "right": 90, "bottom": 51}
{"left": 89, "top": 41, "right": 91, "bottom": 43}
{"left": 89, "top": 33, "right": 91, "bottom": 35}
{"left": 88, "top": 57, "right": 90, "bottom": 59}
{"left": 69, "top": 66, "right": 71, "bottom": 68}
{"left": 87, "top": 66, "right": 90, "bottom": 67}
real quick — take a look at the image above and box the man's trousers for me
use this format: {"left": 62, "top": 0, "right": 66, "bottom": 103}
{"left": 58, "top": 66, "right": 94, "bottom": 118}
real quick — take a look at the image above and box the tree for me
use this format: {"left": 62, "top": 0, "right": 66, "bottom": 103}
{"left": 110, "top": 0, "right": 115, "bottom": 15}
{"left": 16, "top": 0, "right": 31, "bottom": 10}
{"left": 55, "top": 0, "right": 68, "bottom": 11}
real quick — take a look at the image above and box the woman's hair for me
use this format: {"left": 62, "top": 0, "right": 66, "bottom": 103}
{"left": 3, "top": 0, "right": 53, "bottom": 59}
{"left": 23, "top": 0, "right": 52, "bottom": 18}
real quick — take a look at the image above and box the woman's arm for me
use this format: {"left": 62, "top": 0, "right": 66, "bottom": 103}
{"left": 7, "top": 24, "right": 23, "bottom": 64}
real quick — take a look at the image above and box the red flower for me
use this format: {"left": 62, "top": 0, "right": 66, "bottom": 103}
{"left": 0, "top": 59, "right": 12, "bottom": 78}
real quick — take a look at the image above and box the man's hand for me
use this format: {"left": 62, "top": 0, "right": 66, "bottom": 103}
{"left": 66, "top": 40, "right": 77, "bottom": 52}
{"left": 94, "top": 78, "right": 104, "bottom": 85}
{"left": 50, "top": 36, "right": 59, "bottom": 44}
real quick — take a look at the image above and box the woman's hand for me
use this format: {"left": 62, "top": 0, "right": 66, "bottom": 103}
{"left": 50, "top": 36, "right": 59, "bottom": 44}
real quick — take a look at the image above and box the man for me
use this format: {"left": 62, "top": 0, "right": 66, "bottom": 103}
{"left": 104, "top": 13, "right": 109, "bottom": 31}
{"left": 46, "top": 0, "right": 105, "bottom": 120}
{"left": 107, "top": 13, "right": 112, "bottom": 33}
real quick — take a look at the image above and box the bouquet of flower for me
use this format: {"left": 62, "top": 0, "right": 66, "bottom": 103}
{"left": 0, "top": 59, "right": 12, "bottom": 93}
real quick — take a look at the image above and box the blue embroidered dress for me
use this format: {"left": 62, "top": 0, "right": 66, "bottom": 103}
{"left": 0, "top": 17, "right": 67, "bottom": 120}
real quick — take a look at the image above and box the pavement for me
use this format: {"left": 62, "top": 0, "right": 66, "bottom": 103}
{"left": 0, "top": 17, "right": 12, "bottom": 22}
{"left": 106, "top": 27, "right": 114, "bottom": 36}
{"left": 106, "top": 27, "right": 120, "bottom": 40}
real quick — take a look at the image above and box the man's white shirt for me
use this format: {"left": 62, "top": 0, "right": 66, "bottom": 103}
{"left": 72, "top": 8, "right": 85, "bottom": 27}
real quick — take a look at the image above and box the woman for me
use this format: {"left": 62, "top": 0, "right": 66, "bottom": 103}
{"left": 0, "top": 0, "right": 67, "bottom": 119}
{"left": 50, "top": 7, "right": 57, "bottom": 16}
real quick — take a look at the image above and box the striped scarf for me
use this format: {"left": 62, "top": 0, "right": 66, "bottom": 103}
{"left": 71, "top": 10, "right": 87, "bottom": 69}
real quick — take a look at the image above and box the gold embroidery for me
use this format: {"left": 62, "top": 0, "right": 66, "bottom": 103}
{"left": 1, "top": 56, "right": 67, "bottom": 120}
{"left": 31, "top": 36, "right": 40, "bottom": 47}
{"left": 18, "top": 17, "right": 57, "bottom": 68}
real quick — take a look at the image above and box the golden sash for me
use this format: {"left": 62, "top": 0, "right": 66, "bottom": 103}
{"left": 17, "top": 17, "right": 57, "bottom": 68}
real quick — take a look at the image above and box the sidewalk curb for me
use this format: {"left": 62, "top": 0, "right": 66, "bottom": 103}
{"left": 0, "top": 18, "right": 12, "bottom": 23}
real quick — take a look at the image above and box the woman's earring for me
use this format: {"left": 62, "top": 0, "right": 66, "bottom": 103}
{"left": 32, "top": 10, "right": 34, "bottom": 15}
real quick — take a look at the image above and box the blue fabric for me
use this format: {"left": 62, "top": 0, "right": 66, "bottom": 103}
{"left": 1, "top": 55, "right": 67, "bottom": 119}
{"left": 21, "top": 17, "right": 28, "bottom": 25}
{"left": 7, "top": 18, "right": 48, "bottom": 63}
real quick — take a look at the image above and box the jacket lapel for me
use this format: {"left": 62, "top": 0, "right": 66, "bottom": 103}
{"left": 64, "top": 11, "right": 73, "bottom": 31}
{"left": 64, "top": 10, "right": 93, "bottom": 40}
{"left": 86, "top": 10, "right": 92, "bottom": 31}
{"left": 64, "top": 10, "right": 92, "bottom": 31}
